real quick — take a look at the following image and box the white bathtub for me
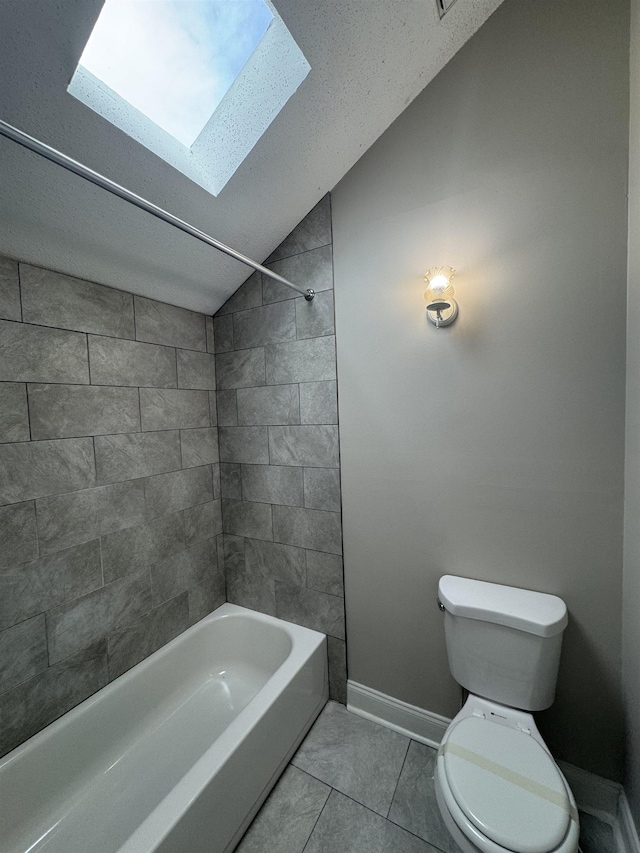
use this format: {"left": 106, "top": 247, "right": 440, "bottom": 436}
{"left": 0, "top": 603, "right": 328, "bottom": 853}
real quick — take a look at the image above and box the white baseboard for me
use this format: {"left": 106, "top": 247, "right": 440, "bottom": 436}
{"left": 347, "top": 680, "right": 451, "bottom": 749}
{"left": 618, "top": 791, "right": 640, "bottom": 853}
{"left": 346, "top": 678, "right": 637, "bottom": 849}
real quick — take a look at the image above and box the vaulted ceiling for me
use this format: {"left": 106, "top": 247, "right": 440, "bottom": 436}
{"left": 0, "top": 0, "right": 503, "bottom": 314}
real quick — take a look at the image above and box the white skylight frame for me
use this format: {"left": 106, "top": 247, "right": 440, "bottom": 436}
{"left": 68, "top": 0, "right": 310, "bottom": 196}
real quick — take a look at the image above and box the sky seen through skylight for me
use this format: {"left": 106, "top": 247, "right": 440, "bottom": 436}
{"left": 78, "top": 0, "right": 274, "bottom": 147}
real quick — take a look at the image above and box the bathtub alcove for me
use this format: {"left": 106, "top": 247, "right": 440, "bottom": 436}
{"left": 0, "top": 604, "right": 328, "bottom": 853}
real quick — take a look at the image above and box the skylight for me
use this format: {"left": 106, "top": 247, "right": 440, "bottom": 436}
{"left": 75, "top": 0, "right": 273, "bottom": 147}
{"left": 68, "top": 1, "right": 310, "bottom": 195}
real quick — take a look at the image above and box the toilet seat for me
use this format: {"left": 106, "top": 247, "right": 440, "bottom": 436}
{"left": 436, "top": 708, "right": 579, "bottom": 853}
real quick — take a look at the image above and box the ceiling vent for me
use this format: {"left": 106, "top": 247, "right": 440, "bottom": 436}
{"left": 436, "top": 0, "right": 459, "bottom": 17}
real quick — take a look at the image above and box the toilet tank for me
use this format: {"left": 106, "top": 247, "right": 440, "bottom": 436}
{"left": 438, "top": 576, "right": 568, "bottom": 711}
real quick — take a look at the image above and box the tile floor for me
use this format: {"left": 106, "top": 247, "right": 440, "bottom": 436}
{"left": 235, "top": 701, "right": 619, "bottom": 853}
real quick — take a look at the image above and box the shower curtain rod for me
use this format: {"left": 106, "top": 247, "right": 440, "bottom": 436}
{"left": 0, "top": 118, "right": 315, "bottom": 301}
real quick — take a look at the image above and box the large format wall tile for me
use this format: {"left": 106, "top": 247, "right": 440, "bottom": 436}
{"left": 180, "top": 428, "right": 219, "bottom": 468}
{"left": 299, "top": 381, "right": 338, "bottom": 424}
{"left": 206, "top": 316, "right": 215, "bottom": 353}
{"left": 0, "top": 320, "right": 89, "bottom": 384}
{"left": 0, "top": 540, "right": 102, "bottom": 630}
{"left": 241, "top": 464, "right": 303, "bottom": 507}
{"left": 0, "top": 256, "right": 221, "bottom": 759}
{"left": 46, "top": 569, "right": 152, "bottom": 664}
{"left": 0, "top": 614, "right": 48, "bottom": 694}
{"left": 188, "top": 572, "right": 226, "bottom": 625}
{"left": 216, "top": 272, "right": 262, "bottom": 316}
{"left": 275, "top": 583, "right": 345, "bottom": 639}
{"left": 0, "top": 502, "right": 38, "bottom": 568}
{"left": 95, "top": 431, "right": 181, "bottom": 484}
{"left": 140, "top": 388, "right": 210, "bottom": 431}
{"left": 0, "top": 641, "right": 108, "bottom": 757}
{"left": 217, "top": 390, "right": 238, "bottom": 426}
{"left": 237, "top": 385, "right": 300, "bottom": 426}
{"left": 265, "top": 336, "right": 336, "bottom": 385}
{"left": 177, "top": 349, "right": 217, "bottom": 390}
{"left": 0, "top": 256, "right": 21, "bottom": 321}
{"left": 213, "top": 314, "right": 234, "bottom": 352}
{"left": 0, "top": 383, "right": 29, "bottom": 442}
{"left": 20, "top": 265, "right": 135, "bottom": 339}
{"left": 222, "top": 499, "right": 273, "bottom": 540}
{"left": 213, "top": 195, "right": 345, "bottom": 701}
{"left": 244, "top": 538, "right": 306, "bottom": 586}
{"left": 219, "top": 426, "right": 269, "bottom": 464}
{"left": 0, "top": 437, "right": 95, "bottom": 505}
{"left": 225, "top": 535, "right": 276, "bottom": 616}
{"left": 263, "top": 245, "right": 334, "bottom": 305}
{"left": 151, "top": 539, "right": 216, "bottom": 605}
{"left": 265, "top": 195, "right": 332, "bottom": 264}
{"left": 28, "top": 384, "right": 140, "bottom": 440}
{"left": 134, "top": 295, "right": 206, "bottom": 351}
{"left": 88, "top": 335, "right": 177, "bottom": 388}
{"left": 220, "top": 463, "right": 242, "bottom": 499}
{"left": 295, "top": 290, "right": 335, "bottom": 340}
{"left": 216, "top": 348, "right": 266, "bottom": 389}
{"left": 269, "top": 425, "right": 339, "bottom": 468}
{"left": 183, "top": 501, "right": 222, "bottom": 546}
{"left": 273, "top": 505, "right": 342, "bottom": 554}
{"left": 304, "top": 468, "right": 341, "bottom": 511}
{"left": 306, "top": 551, "right": 344, "bottom": 597}
{"left": 107, "top": 594, "right": 190, "bottom": 680}
{"left": 233, "top": 301, "right": 296, "bottom": 349}
{"left": 36, "top": 481, "right": 146, "bottom": 553}
{"left": 144, "top": 465, "right": 213, "bottom": 518}
{"left": 101, "top": 512, "right": 185, "bottom": 583}
{"left": 327, "top": 637, "right": 347, "bottom": 704}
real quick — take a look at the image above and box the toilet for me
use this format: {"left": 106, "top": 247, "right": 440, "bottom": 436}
{"left": 435, "top": 575, "right": 580, "bottom": 853}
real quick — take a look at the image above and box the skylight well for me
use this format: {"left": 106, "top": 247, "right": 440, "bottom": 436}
{"left": 68, "top": 0, "right": 310, "bottom": 195}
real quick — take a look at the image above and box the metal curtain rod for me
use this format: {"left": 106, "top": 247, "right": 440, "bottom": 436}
{"left": 0, "top": 118, "right": 315, "bottom": 301}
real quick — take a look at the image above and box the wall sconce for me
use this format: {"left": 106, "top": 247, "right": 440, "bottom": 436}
{"left": 424, "top": 266, "right": 458, "bottom": 328}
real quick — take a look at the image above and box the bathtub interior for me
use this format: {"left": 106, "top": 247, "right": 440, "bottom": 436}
{"left": 0, "top": 608, "right": 323, "bottom": 853}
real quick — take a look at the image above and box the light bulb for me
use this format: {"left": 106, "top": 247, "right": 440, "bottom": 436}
{"left": 429, "top": 274, "right": 449, "bottom": 292}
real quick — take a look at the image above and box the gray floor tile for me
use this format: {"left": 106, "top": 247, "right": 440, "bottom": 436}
{"left": 236, "top": 766, "right": 330, "bottom": 853}
{"left": 578, "top": 811, "right": 617, "bottom": 853}
{"left": 304, "top": 790, "right": 439, "bottom": 853}
{"left": 292, "top": 701, "right": 409, "bottom": 817}
{"left": 388, "top": 740, "right": 462, "bottom": 853}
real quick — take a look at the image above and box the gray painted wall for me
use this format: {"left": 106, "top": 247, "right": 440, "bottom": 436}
{"left": 332, "top": 0, "right": 628, "bottom": 781}
{"left": 0, "top": 255, "right": 223, "bottom": 757}
{"left": 625, "top": 0, "right": 640, "bottom": 825}
{"left": 214, "top": 197, "right": 347, "bottom": 702}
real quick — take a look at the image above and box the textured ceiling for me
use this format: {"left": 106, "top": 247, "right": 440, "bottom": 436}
{"left": 0, "top": 0, "right": 504, "bottom": 314}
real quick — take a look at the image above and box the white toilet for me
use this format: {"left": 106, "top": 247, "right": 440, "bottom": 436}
{"left": 435, "top": 575, "right": 580, "bottom": 853}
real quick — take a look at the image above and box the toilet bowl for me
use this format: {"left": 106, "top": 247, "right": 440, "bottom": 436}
{"left": 435, "top": 576, "right": 579, "bottom": 853}
{"left": 434, "top": 696, "right": 579, "bottom": 853}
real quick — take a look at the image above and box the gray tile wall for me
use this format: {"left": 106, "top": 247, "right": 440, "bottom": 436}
{"left": 0, "top": 257, "right": 223, "bottom": 758}
{"left": 214, "top": 195, "right": 347, "bottom": 702}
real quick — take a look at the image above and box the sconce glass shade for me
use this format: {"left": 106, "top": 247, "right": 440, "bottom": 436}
{"left": 424, "top": 266, "right": 458, "bottom": 328}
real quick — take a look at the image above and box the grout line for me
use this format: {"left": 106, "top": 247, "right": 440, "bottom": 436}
{"left": 266, "top": 241, "right": 333, "bottom": 266}
{"left": 17, "top": 261, "right": 23, "bottom": 322}
{"left": 386, "top": 738, "right": 411, "bottom": 819}
{"left": 85, "top": 334, "right": 92, "bottom": 385}
{"left": 24, "top": 382, "right": 34, "bottom": 442}
{"left": 132, "top": 293, "right": 137, "bottom": 341}
{"left": 92, "top": 436, "right": 98, "bottom": 486}
{"left": 300, "top": 787, "right": 333, "bottom": 853}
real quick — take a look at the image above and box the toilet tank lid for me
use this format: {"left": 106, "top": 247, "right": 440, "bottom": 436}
{"left": 438, "top": 576, "right": 568, "bottom": 637}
